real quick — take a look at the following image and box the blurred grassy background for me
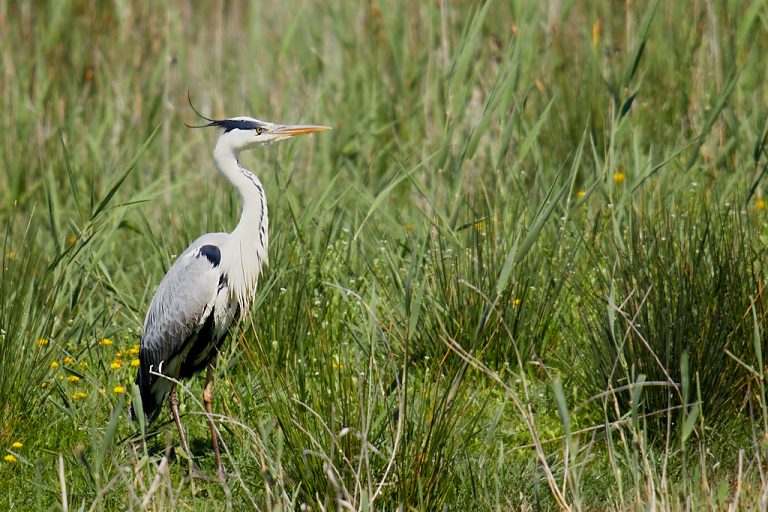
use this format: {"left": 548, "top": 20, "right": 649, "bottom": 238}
{"left": 1, "top": 0, "right": 767, "bottom": 509}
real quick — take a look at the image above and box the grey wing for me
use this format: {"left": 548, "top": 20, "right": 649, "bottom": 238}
{"left": 133, "top": 234, "right": 227, "bottom": 421}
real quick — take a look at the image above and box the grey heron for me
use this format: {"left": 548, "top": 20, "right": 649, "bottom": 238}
{"left": 131, "top": 106, "right": 330, "bottom": 480}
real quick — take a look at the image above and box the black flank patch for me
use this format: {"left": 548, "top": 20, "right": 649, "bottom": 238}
{"left": 178, "top": 309, "right": 218, "bottom": 379}
{"left": 199, "top": 244, "right": 221, "bottom": 267}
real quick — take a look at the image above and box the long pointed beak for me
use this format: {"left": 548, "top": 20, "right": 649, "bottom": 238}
{"left": 271, "top": 124, "right": 332, "bottom": 136}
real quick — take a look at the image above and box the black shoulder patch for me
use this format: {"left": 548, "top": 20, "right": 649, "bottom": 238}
{"left": 199, "top": 245, "right": 221, "bottom": 267}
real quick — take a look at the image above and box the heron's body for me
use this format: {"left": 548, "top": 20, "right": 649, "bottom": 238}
{"left": 135, "top": 233, "right": 242, "bottom": 422}
{"left": 131, "top": 111, "right": 329, "bottom": 479}
{"left": 135, "top": 147, "right": 269, "bottom": 423}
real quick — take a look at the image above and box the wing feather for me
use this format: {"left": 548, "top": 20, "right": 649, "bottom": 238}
{"left": 133, "top": 234, "right": 228, "bottom": 421}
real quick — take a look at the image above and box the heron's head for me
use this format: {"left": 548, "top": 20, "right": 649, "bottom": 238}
{"left": 186, "top": 97, "right": 330, "bottom": 155}
{"left": 209, "top": 117, "right": 331, "bottom": 152}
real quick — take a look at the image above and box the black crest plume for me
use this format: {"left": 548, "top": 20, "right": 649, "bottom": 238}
{"left": 185, "top": 92, "right": 265, "bottom": 133}
{"left": 185, "top": 92, "right": 220, "bottom": 128}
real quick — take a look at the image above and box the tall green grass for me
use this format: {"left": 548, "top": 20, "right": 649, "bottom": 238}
{"left": 1, "top": 0, "right": 768, "bottom": 510}
{"left": 581, "top": 205, "right": 764, "bottom": 438}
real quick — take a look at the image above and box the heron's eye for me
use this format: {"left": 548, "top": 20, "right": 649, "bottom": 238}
{"left": 254, "top": 127, "right": 263, "bottom": 135}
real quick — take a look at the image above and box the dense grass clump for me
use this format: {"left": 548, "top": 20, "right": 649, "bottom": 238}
{"left": 2, "top": 1, "right": 768, "bottom": 510}
{"left": 582, "top": 206, "right": 766, "bottom": 440}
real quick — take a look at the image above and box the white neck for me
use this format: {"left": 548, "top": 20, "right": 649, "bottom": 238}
{"left": 212, "top": 139, "right": 269, "bottom": 310}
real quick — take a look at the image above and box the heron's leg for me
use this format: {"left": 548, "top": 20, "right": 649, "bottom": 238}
{"left": 169, "top": 385, "right": 206, "bottom": 480}
{"left": 203, "top": 362, "right": 225, "bottom": 479}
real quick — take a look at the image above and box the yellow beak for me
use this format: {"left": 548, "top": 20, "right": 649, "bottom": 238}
{"left": 272, "top": 125, "right": 332, "bottom": 136}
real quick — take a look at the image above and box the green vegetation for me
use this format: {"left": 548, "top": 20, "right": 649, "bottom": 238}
{"left": 1, "top": 1, "right": 767, "bottom": 509}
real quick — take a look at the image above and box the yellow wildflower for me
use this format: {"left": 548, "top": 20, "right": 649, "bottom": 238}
{"left": 577, "top": 190, "right": 586, "bottom": 199}
{"left": 98, "top": 338, "right": 113, "bottom": 347}
{"left": 50, "top": 361, "right": 59, "bottom": 369}
{"left": 113, "top": 386, "right": 125, "bottom": 395}
{"left": 57, "top": 375, "right": 65, "bottom": 381}
{"left": 67, "top": 375, "right": 80, "bottom": 383}
{"left": 110, "top": 359, "right": 123, "bottom": 370}
{"left": 127, "top": 347, "right": 140, "bottom": 357}
{"left": 71, "top": 391, "right": 87, "bottom": 400}
{"left": 130, "top": 359, "right": 140, "bottom": 368}
{"left": 4, "top": 455, "right": 17, "bottom": 463}
{"left": 40, "top": 382, "right": 51, "bottom": 390}
{"left": 11, "top": 442, "right": 22, "bottom": 449}
{"left": 513, "top": 298, "right": 522, "bottom": 306}
{"left": 67, "top": 235, "right": 77, "bottom": 245}
{"left": 6, "top": 251, "right": 16, "bottom": 259}
{"left": 612, "top": 172, "right": 625, "bottom": 184}
{"left": 592, "top": 19, "right": 601, "bottom": 48}
{"left": 79, "top": 361, "right": 88, "bottom": 368}
{"left": 36, "top": 338, "right": 49, "bottom": 347}
{"left": 116, "top": 351, "right": 123, "bottom": 357}
{"left": 756, "top": 198, "right": 766, "bottom": 210}
{"left": 63, "top": 357, "right": 75, "bottom": 365}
